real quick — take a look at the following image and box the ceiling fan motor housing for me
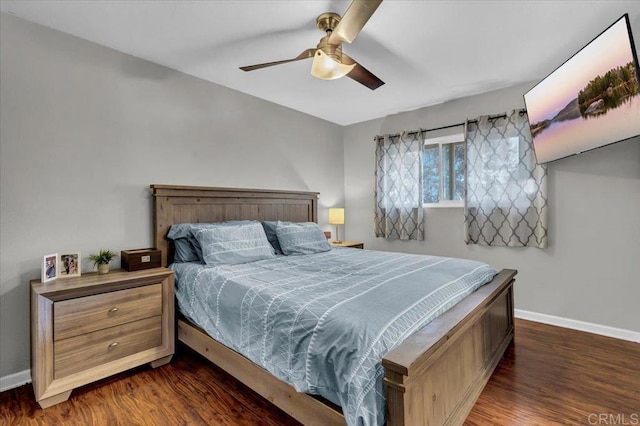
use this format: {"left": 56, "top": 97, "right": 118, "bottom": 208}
{"left": 316, "top": 12, "right": 341, "bottom": 33}
{"left": 316, "top": 13, "right": 343, "bottom": 62}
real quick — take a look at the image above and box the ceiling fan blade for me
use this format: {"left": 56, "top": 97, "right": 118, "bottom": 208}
{"left": 342, "top": 53, "right": 384, "bottom": 90}
{"left": 328, "top": 0, "right": 383, "bottom": 45}
{"left": 240, "top": 49, "right": 316, "bottom": 72}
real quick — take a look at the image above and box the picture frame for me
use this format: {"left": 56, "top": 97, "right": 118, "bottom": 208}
{"left": 41, "top": 253, "right": 58, "bottom": 283}
{"left": 59, "top": 252, "right": 81, "bottom": 278}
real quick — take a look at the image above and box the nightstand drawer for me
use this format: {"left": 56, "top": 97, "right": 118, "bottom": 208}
{"left": 54, "top": 283, "right": 162, "bottom": 341}
{"left": 54, "top": 316, "right": 162, "bottom": 379}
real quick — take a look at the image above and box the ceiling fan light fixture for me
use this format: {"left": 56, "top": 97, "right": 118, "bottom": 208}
{"left": 239, "top": 0, "right": 384, "bottom": 90}
{"left": 310, "top": 49, "right": 355, "bottom": 80}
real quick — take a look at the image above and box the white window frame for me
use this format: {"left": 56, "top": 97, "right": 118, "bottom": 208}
{"left": 423, "top": 133, "right": 466, "bottom": 208}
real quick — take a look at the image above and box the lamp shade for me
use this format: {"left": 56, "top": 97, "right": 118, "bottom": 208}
{"left": 310, "top": 50, "right": 355, "bottom": 80}
{"left": 329, "top": 208, "right": 345, "bottom": 225}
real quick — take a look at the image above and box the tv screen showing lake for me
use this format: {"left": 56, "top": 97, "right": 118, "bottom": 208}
{"left": 525, "top": 14, "right": 640, "bottom": 164}
{"left": 532, "top": 93, "right": 640, "bottom": 164}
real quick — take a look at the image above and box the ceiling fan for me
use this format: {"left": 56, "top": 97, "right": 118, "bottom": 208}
{"left": 239, "top": 0, "right": 384, "bottom": 90}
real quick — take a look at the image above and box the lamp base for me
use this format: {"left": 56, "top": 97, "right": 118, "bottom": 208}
{"left": 334, "top": 240, "right": 343, "bottom": 244}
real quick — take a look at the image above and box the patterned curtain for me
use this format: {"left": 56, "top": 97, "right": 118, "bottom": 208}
{"left": 374, "top": 132, "right": 424, "bottom": 240}
{"left": 464, "top": 110, "right": 548, "bottom": 248}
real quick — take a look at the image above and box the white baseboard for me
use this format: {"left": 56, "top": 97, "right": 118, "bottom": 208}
{"left": 0, "top": 369, "right": 31, "bottom": 392}
{"left": 515, "top": 309, "right": 640, "bottom": 343}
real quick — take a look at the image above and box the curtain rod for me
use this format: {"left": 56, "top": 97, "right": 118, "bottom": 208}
{"left": 374, "top": 108, "right": 527, "bottom": 140}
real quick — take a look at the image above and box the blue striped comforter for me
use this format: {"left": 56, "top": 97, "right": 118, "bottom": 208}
{"left": 171, "top": 248, "right": 497, "bottom": 426}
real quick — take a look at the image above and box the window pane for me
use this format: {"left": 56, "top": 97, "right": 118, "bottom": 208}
{"left": 422, "top": 137, "right": 465, "bottom": 205}
{"left": 422, "top": 145, "right": 440, "bottom": 203}
{"left": 441, "top": 142, "right": 465, "bottom": 201}
{"left": 442, "top": 144, "right": 452, "bottom": 200}
{"left": 453, "top": 142, "right": 465, "bottom": 200}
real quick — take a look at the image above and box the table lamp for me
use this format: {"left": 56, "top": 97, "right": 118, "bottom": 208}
{"left": 329, "top": 208, "right": 345, "bottom": 244}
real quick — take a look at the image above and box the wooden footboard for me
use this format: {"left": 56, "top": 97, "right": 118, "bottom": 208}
{"left": 383, "top": 269, "right": 516, "bottom": 426}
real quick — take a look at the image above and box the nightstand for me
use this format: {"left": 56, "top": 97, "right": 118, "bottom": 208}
{"left": 330, "top": 241, "right": 364, "bottom": 249}
{"left": 30, "top": 268, "right": 174, "bottom": 408}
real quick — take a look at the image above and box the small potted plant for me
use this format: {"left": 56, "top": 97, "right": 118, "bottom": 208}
{"left": 89, "top": 249, "right": 118, "bottom": 275}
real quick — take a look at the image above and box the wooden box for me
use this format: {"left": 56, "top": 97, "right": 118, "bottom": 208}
{"left": 121, "top": 248, "right": 161, "bottom": 271}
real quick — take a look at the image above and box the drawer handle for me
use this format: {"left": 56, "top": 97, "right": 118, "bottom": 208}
{"left": 108, "top": 307, "right": 119, "bottom": 313}
{"left": 108, "top": 342, "right": 119, "bottom": 348}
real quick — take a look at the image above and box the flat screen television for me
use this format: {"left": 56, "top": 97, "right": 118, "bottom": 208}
{"left": 524, "top": 14, "right": 640, "bottom": 164}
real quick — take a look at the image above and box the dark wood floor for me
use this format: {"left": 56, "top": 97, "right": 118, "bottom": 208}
{"left": 1, "top": 319, "right": 639, "bottom": 425}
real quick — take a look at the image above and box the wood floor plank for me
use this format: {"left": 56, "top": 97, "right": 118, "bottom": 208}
{"left": 465, "top": 319, "right": 640, "bottom": 426}
{"left": 1, "top": 319, "right": 638, "bottom": 425}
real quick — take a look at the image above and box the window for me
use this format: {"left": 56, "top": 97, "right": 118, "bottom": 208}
{"left": 422, "top": 134, "right": 465, "bottom": 207}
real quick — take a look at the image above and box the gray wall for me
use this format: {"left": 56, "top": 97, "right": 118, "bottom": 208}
{"left": 0, "top": 14, "right": 344, "bottom": 377}
{"left": 343, "top": 82, "right": 640, "bottom": 333}
{"left": 2, "top": 11, "right": 639, "bottom": 381}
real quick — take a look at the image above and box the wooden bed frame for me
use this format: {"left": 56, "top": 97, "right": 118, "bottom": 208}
{"left": 151, "top": 184, "right": 516, "bottom": 426}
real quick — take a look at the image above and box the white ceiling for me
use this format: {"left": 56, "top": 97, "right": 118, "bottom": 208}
{"left": 2, "top": 1, "right": 639, "bottom": 126}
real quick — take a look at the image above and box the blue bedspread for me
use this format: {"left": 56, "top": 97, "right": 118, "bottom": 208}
{"left": 171, "top": 248, "right": 496, "bottom": 426}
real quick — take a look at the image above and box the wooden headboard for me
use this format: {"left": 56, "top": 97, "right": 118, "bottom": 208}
{"left": 150, "top": 184, "right": 319, "bottom": 267}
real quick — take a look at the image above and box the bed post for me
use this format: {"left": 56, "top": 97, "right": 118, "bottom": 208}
{"left": 151, "top": 185, "right": 171, "bottom": 267}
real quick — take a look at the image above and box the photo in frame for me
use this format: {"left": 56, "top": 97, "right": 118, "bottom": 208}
{"left": 59, "top": 252, "right": 81, "bottom": 278}
{"left": 41, "top": 253, "right": 58, "bottom": 283}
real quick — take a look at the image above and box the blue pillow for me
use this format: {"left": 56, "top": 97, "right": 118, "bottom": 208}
{"left": 167, "top": 221, "right": 255, "bottom": 239}
{"left": 194, "top": 222, "right": 275, "bottom": 266}
{"left": 167, "top": 221, "right": 255, "bottom": 262}
{"left": 167, "top": 223, "right": 203, "bottom": 262}
{"left": 276, "top": 222, "right": 331, "bottom": 255}
{"left": 167, "top": 223, "right": 197, "bottom": 240}
{"left": 172, "top": 238, "right": 200, "bottom": 263}
{"left": 261, "top": 221, "right": 287, "bottom": 255}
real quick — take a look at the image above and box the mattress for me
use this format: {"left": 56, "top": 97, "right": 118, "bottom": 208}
{"left": 171, "top": 248, "right": 497, "bottom": 426}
